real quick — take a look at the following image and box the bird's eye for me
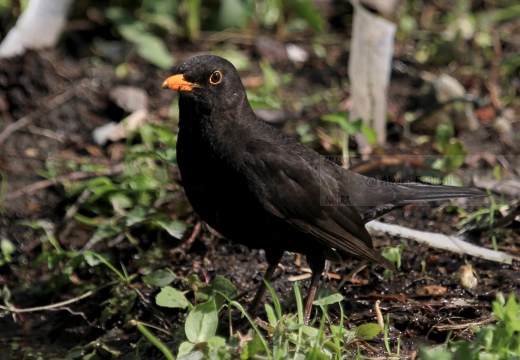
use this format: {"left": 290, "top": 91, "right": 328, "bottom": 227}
{"left": 209, "top": 70, "right": 223, "bottom": 85}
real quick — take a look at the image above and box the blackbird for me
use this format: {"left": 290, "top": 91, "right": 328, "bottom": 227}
{"left": 162, "top": 55, "right": 483, "bottom": 319}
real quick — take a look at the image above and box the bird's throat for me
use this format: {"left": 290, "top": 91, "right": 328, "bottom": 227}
{"left": 178, "top": 97, "right": 249, "bottom": 166}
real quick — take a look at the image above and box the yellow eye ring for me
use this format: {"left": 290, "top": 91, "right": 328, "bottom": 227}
{"left": 209, "top": 70, "right": 223, "bottom": 85}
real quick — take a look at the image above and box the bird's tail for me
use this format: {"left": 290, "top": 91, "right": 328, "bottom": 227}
{"left": 387, "top": 182, "right": 486, "bottom": 206}
{"left": 345, "top": 171, "right": 486, "bottom": 222}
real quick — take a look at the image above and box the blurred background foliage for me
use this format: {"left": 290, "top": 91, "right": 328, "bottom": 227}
{"left": 1, "top": 0, "right": 519, "bottom": 79}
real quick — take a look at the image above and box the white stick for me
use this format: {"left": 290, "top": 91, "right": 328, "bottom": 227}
{"left": 366, "top": 220, "right": 514, "bottom": 264}
{"left": 0, "top": 0, "right": 74, "bottom": 58}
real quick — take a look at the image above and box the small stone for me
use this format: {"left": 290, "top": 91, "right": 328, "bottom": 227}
{"left": 453, "top": 264, "right": 478, "bottom": 290}
{"left": 110, "top": 86, "right": 148, "bottom": 112}
{"left": 493, "top": 115, "right": 513, "bottom": 135}
{"left": 434, "top": 74, "right": 466, "bottom": 103}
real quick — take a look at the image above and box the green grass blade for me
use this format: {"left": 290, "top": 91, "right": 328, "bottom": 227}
{"left": 136, "top": 322, "right": 175, "bottom": 360}
{"left": 264, "top": 279, "right": 282, "bottom": 319}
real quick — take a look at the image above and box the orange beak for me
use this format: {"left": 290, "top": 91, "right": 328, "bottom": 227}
{"left": 162, "top": 74, "right": 200, "bottom": 92}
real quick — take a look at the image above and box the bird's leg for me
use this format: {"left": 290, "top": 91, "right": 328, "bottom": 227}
{"left": 248, "top": 250, "right": 284, "bottom": 316}
{"left": 304, "top": 253, "right": 326, "bottom": 322}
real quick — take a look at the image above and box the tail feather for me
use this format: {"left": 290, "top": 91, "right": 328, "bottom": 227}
{"left": 390, "top": 182, "right": 485, "bottom": 206}
{"left": 344, "top": 171, "right": 486, "bottom": 222}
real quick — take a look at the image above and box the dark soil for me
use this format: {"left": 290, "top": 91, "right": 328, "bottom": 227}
{"left": 1, "top": 11, "right": 519, "bottom": 359}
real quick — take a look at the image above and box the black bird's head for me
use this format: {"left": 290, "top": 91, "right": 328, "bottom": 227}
{"left": 162, "top": 55, "right": 247, "bottom": 113}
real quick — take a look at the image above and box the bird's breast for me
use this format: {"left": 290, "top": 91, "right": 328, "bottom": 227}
{"left": 176, "top": 125, "right": 257, "bottom": 234}
{"left": 175, "top": 121, "right": 336, "bottom": 255}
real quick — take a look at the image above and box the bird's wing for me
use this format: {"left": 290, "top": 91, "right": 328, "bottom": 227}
{"left": 243, "top": 138, "right": 394, "bottom": 270}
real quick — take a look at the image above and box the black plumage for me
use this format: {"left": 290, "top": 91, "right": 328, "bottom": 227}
{"left": 162, "top": 55, "right": 483, "bottom": 319}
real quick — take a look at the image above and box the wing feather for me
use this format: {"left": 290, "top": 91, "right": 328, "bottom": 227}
{"left": 243, "top": 138, "right": 394, "bottom": 270}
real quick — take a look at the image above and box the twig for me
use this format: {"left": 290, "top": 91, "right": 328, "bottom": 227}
{"left": 27, "top": 124, "right": 67, "bottom": 142}
{"left": 4, "top": 162, "right": 125, "bottom": 201}
{"left": 49, "top": 306, "right": 97, "bottom": 327}
{"left": 0, "top": 289, "right": 95, "bottom": 313}
{"left": 184, "top": 220, "right": 202, "bottom": 249}
{"left": 0, "top": 115, "right": 33, "bottom": 144}
{"left": 337, "top": 261, "right": 369, "bottom": 289}
{"left": 63, "top": 188, "right": 92, "bottom": 221}
{"left": 0, "top": 90, "right": 74, "bottom": 144}
{"left": 433, "top": 316, "right": 498, "bottom": 331}
{"left": 133, "top": 286, "right": 151, "bottom": 305}
{"left": 357, "top": 340, "right": 380, "bottom": 355}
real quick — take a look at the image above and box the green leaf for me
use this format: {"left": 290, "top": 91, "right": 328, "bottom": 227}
{"left": 125, "top": 207, "right": 150, "bottom": 227}
{"left": 419, "top": 346, "right": 453, "bottom": 360}
{"left": 285, "top": 0, "right": 324, "bottom": 31}
{"left": 504, "top": 294, "right": 520, "bottom": 333}
{"left": 354, "top": 323, "right": 381, "bottom": 340}
{"left": 435, "top": 123, "right": 455, "bottom": 153}
{"left": 156, "top": 220, "right": 188, "bottom": 239}
{"left": 260, "top": 60, "right": 280, "bottom": 93}
{"left": 19, "top": 219, "right": 63, "bottom": 253}
{"left": 177, "top": 341, "right": 195, "bottom": 358}
{"left": 247, "top": 91, "right": 282, "bottom": 109}
{"left": 185, "top": 298, "right": 218, "bottom": 343}
{"left": 321, "top": 113, "right": 347, "bottom": 123}
{"left": 496, "top": 292, "right": 506, "bottom": 307}
{"left": 149, "top": 124, "right": 178, "bottom": 146}
{"left": 133, "top": 32, "right": 175, "bottom": 69}
{"left": 485, "top": 4, "right": 520, "bottom": 23}
{"left": 207, "top": 336, "right": 226, "bottom": 349}
{"left": 265, "top": 303, "right": 277, "bottom": 328}
{"left": 106, "top": 8, "right": 174, "bottom": 69}
{"left": 186, "top": 0, "right": 201, "bottom": 39}
{"left": 420, "top": 175, "right": 443, "bottom": 185}
{"left": 87, "top": 221, "right": 122, "bottom": 246}
{"left": 85, "top": 177, "right": 118, "bottom": 201}
{"left": 212, "top": 50, "right": 250, "bottom": 72}
{"left": 304, "top": 346, "right": 330, "bottom": 360}
{"left": 330, "top": 325, "right": 350, "bottom": 337}
{"left": 442, "top": 174, "right": 463, "bottom": 187}
{"left": 83, "top": 251, "right": 103, "bottom": 267}
{"left": 241, "top": 334, "right": 265, "bottom": 359}
{"left": 209, "top": 275, "right": 238, "bottom": 299}
{"left": 322, "top": 111, "right": 354, "bottom": 133}
{"left": 301, "top": 326, "right": 319, "bottom": 338}
{"left": 381, "top": 245, "right": 403, "bottom": 269}
{"left": 0, "top": 238, "right": 15, "bottom": 262}
{"left": 199, "top": 275, "right": 239, "bottom": 308}
{"left": 361, "top": 123, "right": 378, "bottom": 145}
{"left": 144, "top": 268, "right": 176, "bottom": 287}
{"left": 493, "top": 165, "right": 502, "bottom": 181}
{"left": 156, "top": 286, "right": 189, "bottom": 309}
{"left": 480, "top": 326, "right": 494, "bottom": 351}
{"left": 442, "top": 141, "right": 466, "bottom": 172}
{"left": 444, "top": 141, "right": 467, "bottom": 156}
{"left": 313, "top": 289, "right": 344, "bottom": 306}
{"left": 444, "top": 142, "right": 467, "bottom": 160}
{"left": 217, "top": 0, "right": 248, "bottom": 29}
{"left": 110, "top": 193, "right": 133, "bottom": 210}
